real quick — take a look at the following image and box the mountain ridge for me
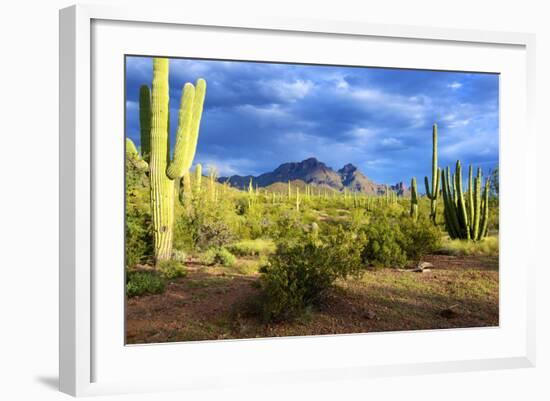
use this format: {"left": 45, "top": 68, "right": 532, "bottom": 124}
{"left": 218, "top": 157, "right": 409, "bottom": 196}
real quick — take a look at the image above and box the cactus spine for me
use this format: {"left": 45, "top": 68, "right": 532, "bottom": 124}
{"left": 410, "top": 177, "right": 418, "bottom": 221}
{"left": 143, "top": 58, "right": 206, "bottom": 261}
{"left": 424, "top": 124, "right": 441, "bottom": 223}
{"left": 441, "top": 161, "right": 491, "bottom": 241}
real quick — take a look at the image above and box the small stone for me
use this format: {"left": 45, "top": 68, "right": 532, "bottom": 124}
{"left": 363, "top": 310, "right": 376, "bottom": 320}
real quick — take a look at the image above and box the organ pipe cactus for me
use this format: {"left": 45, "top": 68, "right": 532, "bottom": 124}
{"left": 410, "top": 177, "right": 418, "bottom": 221}
{"left": 141, "top": 58, "right": 206, "bottom": 261}
{"left": 441, "top": 161, "right": 491, "bottom": 241}
{"left": 424, "top": 124, "right": 441, "bottom": 223}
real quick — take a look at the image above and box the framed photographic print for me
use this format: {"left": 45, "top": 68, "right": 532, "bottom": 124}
{"left": 59, "top": 4, "right": 536, "bottom": 397}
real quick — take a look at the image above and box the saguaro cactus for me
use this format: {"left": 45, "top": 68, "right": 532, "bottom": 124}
{"left": 424, "top": 124, "right": 441, "bottom": 223}
{"left": 410, "top": 177, "right": 418, "bottom": 221}
{"left": 288, "top": 180, "right": 292, "bottom": 201}
{"left": 194, "top": 163, "right": 202, "bottom": 195}
{"left": 141, "top": 58, "right": 206, "bottom": 261}
{"left": 441, "top": 161, "right": 491, "bottom": 241}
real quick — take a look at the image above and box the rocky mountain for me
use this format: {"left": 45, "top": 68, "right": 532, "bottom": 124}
{"left": 219, "top": 157, "right": 409, "bottom": 196}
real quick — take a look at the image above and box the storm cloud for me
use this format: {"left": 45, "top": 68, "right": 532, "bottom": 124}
{"left": 125, "top": 56, "right": 499, "bottom": 185}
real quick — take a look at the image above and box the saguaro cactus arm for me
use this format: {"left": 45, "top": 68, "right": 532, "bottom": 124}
{"left": 166, "top": 79, "right": 207, "bottom": 180}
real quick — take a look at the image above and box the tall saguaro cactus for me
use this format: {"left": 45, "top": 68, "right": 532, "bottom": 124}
{"left": 424, "top": 124, "right": 441, "bottom": 223}
{"left": 410, "top": 177, "right": 418, "bottom": 221}
{"left": 441, "top": 161, "right": 491, "bottom": 241}
{"left": 194, "top": 163, "right": 202, "bottom": 195}
{"left": 141, "top": 58, "right": 206, "bottom": 261}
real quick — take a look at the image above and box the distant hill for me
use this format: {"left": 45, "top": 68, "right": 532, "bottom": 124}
{"left": 219, "top": 157, "right": 409, "bottom": 196}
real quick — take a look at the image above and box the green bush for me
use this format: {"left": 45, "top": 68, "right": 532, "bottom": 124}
{"left": 259, "top": 228, "right": 362, "bottom": 321}
{"left": 125, "top": 208, "right": 154, "bottom": 267}
{"left": 359, "top": 211, "right": 442, "bottom": 267}
{"left": 226, "top": 239, "right": 276, "bottom": 257}
{"left": 199, "top": 247, "right": 236, "bottom": 267}
{"left": 197, "top": 220, "right": 235, "bottom": 249}
{"left": 215, "top": 247, "right": 236, "bottom": 266}
{"left": 125, "top": 153, "right": 153, "bottom": 266}
{"left": 126, "top": 271, "right": 165, "bottom": 297}
{"left": 157, "top": 260, "right": 187, "bottom": 279}
{"left": 399, "top": 215, "right": 441, "bottom": 261}
{"left": 360, "top": 212, "right": 407, "bottom": 267}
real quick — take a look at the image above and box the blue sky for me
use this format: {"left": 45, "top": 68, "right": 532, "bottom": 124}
{"left": 125, "top": 56, "right": 499, "bottom": 185}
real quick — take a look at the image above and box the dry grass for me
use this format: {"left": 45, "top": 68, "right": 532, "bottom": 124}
{"left": 439, "top": 235, "right": 499, "bottom": 257}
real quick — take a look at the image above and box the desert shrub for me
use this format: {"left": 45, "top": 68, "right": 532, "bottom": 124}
{"left": 196, "top": 219, "right": 235, "bottom": 249}
{"left": 199, "top": 247, "right": 236, "bottom": 266}
{"left": 174, "top": 209, "right": 236, "bottom": 252}
{"left": 126, "top": 271, "right": 165, "bottom": 297}
{"left": 439, "top": 235, "right": 499, "bottom": 256}
{"left": 360, "top": 212, "right": 407, "bottom": 267}
{"left": 125, "top": 152, "right": 153, "bottom": 266}
{"left": 226, "top": 239, "right": 276, "bottom": 257}
{"left": 243, "top": 206, "right": 266, "bottom": 239}
{"left": 198, "top": 248, "right": 217, "bottom": 265}
{"left": 267, "top": 209, "right": 304, "bottom": 241}
{"left": 157, "top": 260, "right": 187, "bottom": 280}
{"left": 399, "top": 215, "right": 442, "bottom": 261}
{"left": 173, "top": 215, "right": 197, "bottom": 252}
{"left": 125, "top": 204, "right": 153, "bottom": 267}
{"left": 215, "top": 247, "right": 236, "bottom": 266}
{"left": 259, "top": 228, "right": 362, "bottom": 321}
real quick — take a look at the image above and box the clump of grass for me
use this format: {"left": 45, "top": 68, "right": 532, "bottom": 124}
{"left": 157, "top": 259, "right": 188, "bottom": 279}
{"left": 439, "top": 235, "right": 499, "bottom": 257}
{"left": 126, "top": 271, "right": 166, "bottom": 297}
{"left": 231, "top": 258, "right": 265, "bottom": 275}
{"left": 199, "top": 247, "right": 236, "bottom": 267}
{"left": 226, "top": 239, "right": 276, "bottom": 257}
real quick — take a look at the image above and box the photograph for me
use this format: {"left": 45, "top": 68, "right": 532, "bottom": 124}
{"left": 124, "top": 55, "right": 499, "bottom": 344}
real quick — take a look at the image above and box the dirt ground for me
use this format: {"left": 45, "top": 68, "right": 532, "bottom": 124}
{"left": 126, "top": 254, "right": 498, "bottom": 344}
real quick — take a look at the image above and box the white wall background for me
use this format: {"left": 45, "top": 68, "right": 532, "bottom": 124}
{"left": 0, "top": 0, "right": 547, "bottom": 399}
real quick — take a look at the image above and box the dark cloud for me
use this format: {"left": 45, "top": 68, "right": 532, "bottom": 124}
{"left": 125, "top": 56, "right": 499, "bottom": 184}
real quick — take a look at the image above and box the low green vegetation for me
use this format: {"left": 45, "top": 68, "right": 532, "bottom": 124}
{"left": 226, "top": 239, "right": 276, "bottom": 257}
{"left": 157, "top": 260, "right": 188, "bottom": 279}
{"left": 259, "top": 228, "right": 362, "bottom": 321}
{"left": 439, "top": 235, "right": 499, "bottom": 257}
{"left": 126, "top": 271, "right": 165, "bottom": 297}
{"left": 199, "top": 247, "right": 237, "bottom": 267}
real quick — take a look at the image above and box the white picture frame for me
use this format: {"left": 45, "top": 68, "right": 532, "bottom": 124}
{"left": 59, "top": 4, "right": 536, "bottom": 397}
